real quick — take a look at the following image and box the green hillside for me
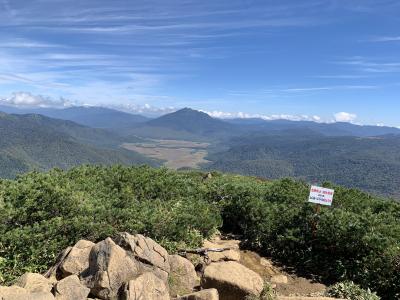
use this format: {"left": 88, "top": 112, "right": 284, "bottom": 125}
{"left": 205, "top": 131, "right": 400, "bottom": 198}
{"left": 0, "top": 166, "right": 399, "bottom": 299}
{"left": 0, "top": 112, "right": 159, "bottom": 177}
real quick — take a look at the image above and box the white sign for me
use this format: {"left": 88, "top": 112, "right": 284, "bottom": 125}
{"left": 308, "top": 185, "right": 334, "bottom": 206}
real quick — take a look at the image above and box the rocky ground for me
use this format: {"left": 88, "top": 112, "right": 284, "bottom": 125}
{"left": 0, "top": 233, "right": 345, "bottom": 300}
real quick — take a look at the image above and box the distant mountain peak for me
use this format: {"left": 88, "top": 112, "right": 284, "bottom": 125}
{"left": 145, "top": 107, "right": 233, "bottom": 135}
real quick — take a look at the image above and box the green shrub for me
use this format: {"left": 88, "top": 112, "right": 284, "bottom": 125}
{"left": 0, "top": 165, "right": 221, "bottom": 284}
{"left": 326, "top": 281, "right": 380, "bottom": 300}
{"left": 1, "top": 166, "right": 400, "bottom": 299}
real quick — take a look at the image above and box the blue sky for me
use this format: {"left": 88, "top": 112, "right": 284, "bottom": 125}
{"left": 0, "top": 0, "right": 399, "bottom": 126}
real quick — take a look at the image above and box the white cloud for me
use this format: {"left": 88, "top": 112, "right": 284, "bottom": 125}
{"left": 109, "top": 102, "right": 176, "bottom": 117}
{"left": 202, "top": 110, "right": 323, "bottom": 122}
{"left": 369, "top": 36, "right": 400, "bottom": 42}
{"left": 0, "top": 92, "right": 74, "bottom": 108}
{"left": 334, "top": 112, "right": 357, "bottom": 123}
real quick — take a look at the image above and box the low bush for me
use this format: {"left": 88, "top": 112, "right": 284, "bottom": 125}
{"left": 326, "top": 281, "right": 380, "bottom": 300}
{"left": 0, "top": 166, "right": 399, "bottom": 299}
{"left": 0, "top": 166, "right": 221, "bottom": 283}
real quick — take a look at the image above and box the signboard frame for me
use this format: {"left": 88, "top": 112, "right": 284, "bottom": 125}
{"left": 308, "top": 185, "right": 334, "bottom": 206}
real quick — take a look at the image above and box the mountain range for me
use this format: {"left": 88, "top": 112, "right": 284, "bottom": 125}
{"left": 0, "top": 104, "right": 399, "bottom": 197}
{"left": 0, "top": 111, "right": 159, "bottom": 178}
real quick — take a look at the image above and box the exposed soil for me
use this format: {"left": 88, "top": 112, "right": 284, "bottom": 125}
{"left": 207, "top": 235, "right": 327, "bottom": 297}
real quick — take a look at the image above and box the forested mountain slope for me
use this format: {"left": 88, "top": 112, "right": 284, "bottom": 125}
{"left": 206, "top": 130, "right": 400, "bottom": 198}
{"left": 0, "top": 105, "right": 149, "bottom": 130}
{"left": 0, "top": 112, "right": 159, "bottom": 178}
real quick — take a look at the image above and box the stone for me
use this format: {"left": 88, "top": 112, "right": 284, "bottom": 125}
{"left": 271, "top": 274, "right": 288, "bottom": 284}
{"left": 45, "top": 247, "right": 73, "bottom": 281}
{"left": 81, "top": 237, "right": 139, "bottom": 300}
{"left": 60, "top": 240, "right": 95, "bottom": 277}
{"left": 168, "top": 255, "right": 198, "bottom": 296}
{"left": 0, "top": 286, "right": 26, "bottom": 298}
{"left": 0, "top": 286, "right": 54, "bottom": 300}
{"left": 201, "top": 261, "right": 264, "bottom": 300}
{"left": 177, "top": 289, "right": 219, "bottom": 300}
{"left": 123, "top": 272, "right": 169, "bottom": 300}
{"left": 114, "top": 233, "right": 170, "bottom": 273}
{"left": 202, "top": 241, "right": 240, "bottom": 262}
{"left": 54, "top": 275, "right": 90, "bottom": 300}
{"left": 14, "top": 272, "right": 53, "bottom": 293}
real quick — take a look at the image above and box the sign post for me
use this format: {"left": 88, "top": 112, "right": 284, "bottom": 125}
{"left": 308, "top": 185, "right": 334, "bottom": 238}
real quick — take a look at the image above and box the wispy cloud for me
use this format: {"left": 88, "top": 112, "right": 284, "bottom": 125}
{"left": 282, "top": 85, "right": 378, "bottom": 92}
{"left": 368, "top": 36, "right": 400, "bottom": 42}
{"left": 336, "top": 57, "right": 400, "bottom": 73}
{"left": 203, "top": 109, "right": 324, "bottom": 122}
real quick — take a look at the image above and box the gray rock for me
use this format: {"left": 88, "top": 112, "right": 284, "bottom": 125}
{"left": 168, "top": 255, "right": 198, "bottom": 297}
{"left": 14, "top": 273, "right": 53, "bottom": 293}
{"left": 123, "top": 272, "right": 169, "bottom": 300}
{"left": 201, "top": 261, "right": 264, "bottom": 300}
{"left": 113, "top": 233, "right": 170, "bottom": 273}
{"left": 60, "top": 240, "right": 95, "bottom": 277}
{"left": 0, "top": 286, "right": 54, "bottom": 300}
{"left": 177, "top": 289, "right": 219, "bottom": 300}
{"left": 54, "top": 275, "right": 90, "bottom": 300}
{"left": 82, "top": 238, "right": 139, "bottom": 300}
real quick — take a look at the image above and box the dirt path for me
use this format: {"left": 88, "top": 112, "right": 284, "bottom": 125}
{"left": 205, "top": 235, "right": 327, "bottom": 298}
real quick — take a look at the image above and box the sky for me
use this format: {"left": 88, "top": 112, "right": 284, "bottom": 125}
{"left": 0, "top": 0, "right": 399, "bottom": 126}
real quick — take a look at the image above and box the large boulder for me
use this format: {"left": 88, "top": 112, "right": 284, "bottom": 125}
{"left": 177, "top": 289, "right": 219, "bottom": 300}
{"left": 123, "top": 272, "right": 169, "bottom": 300}
{"left": 201, "top": 261, "right": 264, "bottom": 300}
{"left": 60, "top": 240, "right": 95, "bottom": 277}
{"left": 54, "top": 275, "right": 90, "bottom": 300}
{"left": 82, "top": 238, "right": 139, "bottom": 300}
{"left": 114, "top": 233, "right": 170, "bottom": 273}
{"left": 168, "top": 255, "right": 198, "bottom": 296}
{"left": 0, "top": 286, "right": 54, "bottom": 300}
{"left": 113, "top": 233, "right": 170, "bottom": 282}
{"left": 14, "top": 272, "right": 53, "bottom": 293}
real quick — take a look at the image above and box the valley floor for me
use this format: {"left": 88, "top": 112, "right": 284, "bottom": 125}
{"left": 122, "top": 139, "right": 210, "bottom": 169}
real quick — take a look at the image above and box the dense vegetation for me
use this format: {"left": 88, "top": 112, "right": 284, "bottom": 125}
{"left": 2, "top": 107, "right": 400, "bottom": 199}
{"left": 206, "top": 131, "right": 400, "bottom": 198}
{"left": 1, "top": 165, "right": 399, "bottom": 298}
{"left": 0, "top": 112, "right": 159, "bottom": 178}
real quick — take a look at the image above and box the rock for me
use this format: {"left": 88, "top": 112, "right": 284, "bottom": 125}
{"left": 82, "top": 238, "right": 139, "bottom": 300}
{"left": 0, "top": 286, "right": 26, "bottom": 298}
{"left": 113, "top": 233, "right": 170, "bottom": 283}
{"left": 54, "top": 275, "right": 90, "bottom": 300}
{"left": 14, "top": 272, "right": 53, "bottom": 293}
{"left": 123, "top": 272, "right": 169, "bottom": 300}
{"left": 177, "top": 289, "right": 219, "bottom": 300}
{"left": 201, "top": 261, "right": 264, "bottom": 300}
{"left": 114, "top": 233, "right": 170, "bottom": 273}
{"left": 271, "top": 274, "right": 288, "bottom": 284}
{"left": 168, "top": 255, "right": 198, "bottom": 296}
{"left": 60, "top": 240, "right": 95, "bottom": 277}
{"left": 202, "top": 241, "right": 240, "bottom": 262}
{"left": 45, "top": 247, "right": 73, "bottom": 281}
{"left": 0, "top": 286, "right": 54, "bottom": 300}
